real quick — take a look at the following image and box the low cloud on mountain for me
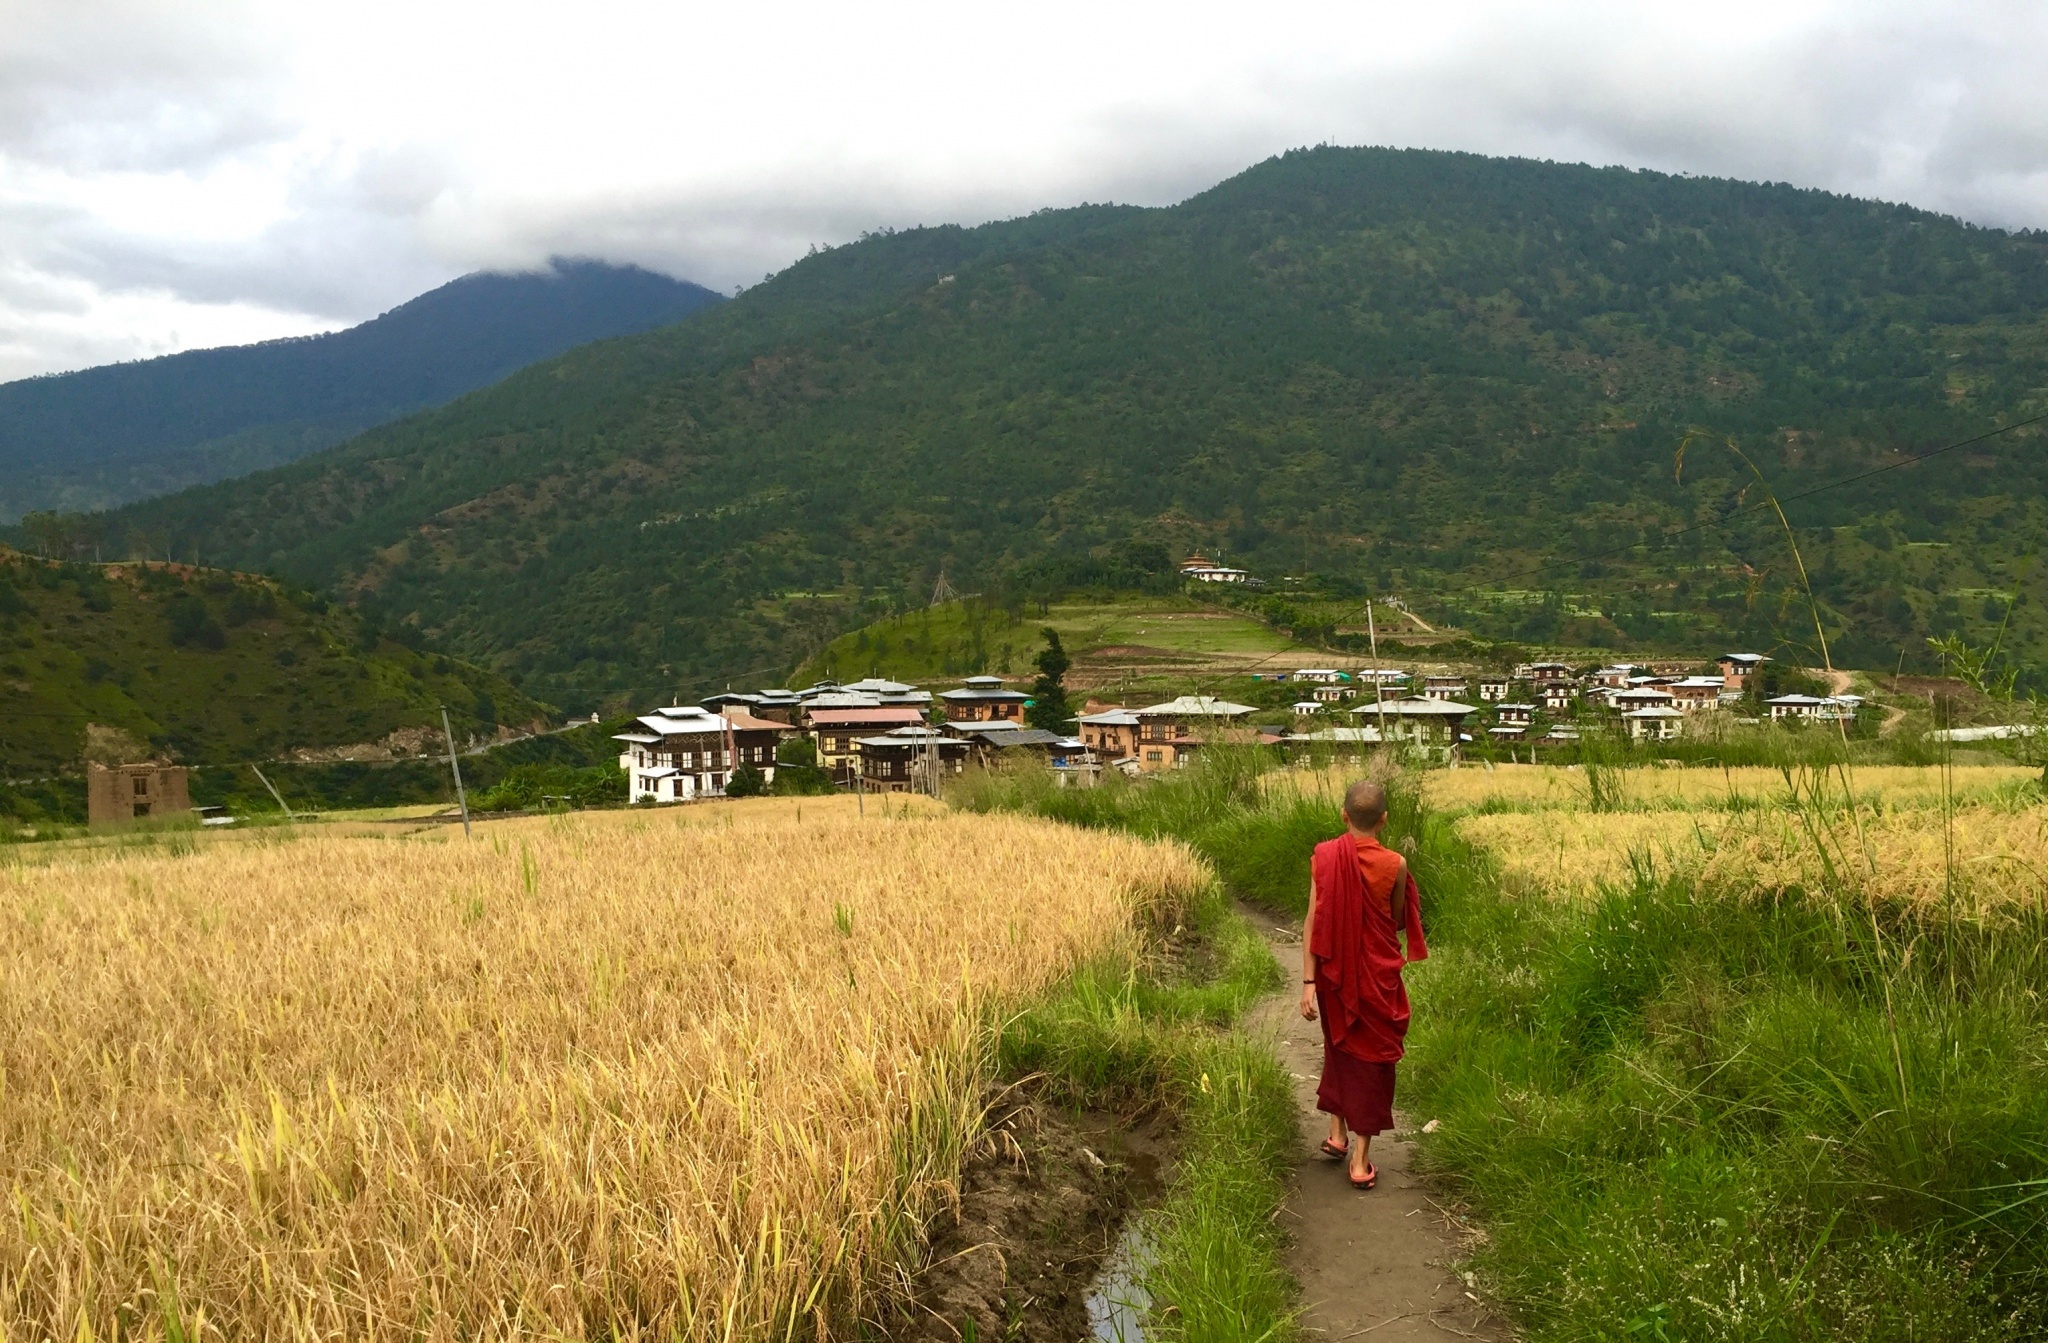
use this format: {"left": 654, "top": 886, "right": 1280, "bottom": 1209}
{"left": 4, "top": 0, "right": 2046, "bottom": 380}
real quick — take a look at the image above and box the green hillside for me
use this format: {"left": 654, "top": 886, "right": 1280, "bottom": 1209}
{"left": 794, "top": 594, "right": 1322, "bottom": 688}
{"left": 76, "top": 147, "right": 2048, "bottom": 707}
{"left": 0, "top": 549, "right": 548, "bottom": 777}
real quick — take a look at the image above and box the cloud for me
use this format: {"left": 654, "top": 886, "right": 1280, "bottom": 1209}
{"left": 4, "top": 0, "right": 2048, "bottom": 381}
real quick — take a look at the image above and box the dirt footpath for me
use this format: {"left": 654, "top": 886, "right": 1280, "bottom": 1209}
{"left": 1247, "top": 914, "right": 1509, "bottom": 1341}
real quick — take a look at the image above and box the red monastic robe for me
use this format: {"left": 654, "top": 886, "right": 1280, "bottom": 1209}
{"left": 1309, "top": 834, "right": 1428, "bottom": 1133}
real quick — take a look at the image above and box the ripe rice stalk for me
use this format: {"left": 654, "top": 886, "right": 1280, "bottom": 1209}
{"left": 1456, "top": 803, "right": 2048, "bottom": 917}
{"left": 1423, "top": 764, "right": 2035, "bottom": 815}
{"left": 0, "top": 798, "right": 1208, "bottom": 1340}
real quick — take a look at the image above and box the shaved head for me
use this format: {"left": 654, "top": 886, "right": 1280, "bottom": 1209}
{"left": 1343, "top": 780, "right": 1387, "bottom": 829}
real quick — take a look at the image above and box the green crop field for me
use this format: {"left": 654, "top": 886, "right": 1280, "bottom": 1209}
{"left": 793, "top": 595, "right": 1319, "bottom": 687}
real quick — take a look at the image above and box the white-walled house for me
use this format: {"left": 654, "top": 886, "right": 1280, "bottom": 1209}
{"left": 614, "top": 706, "right": 790, "bottom": 803}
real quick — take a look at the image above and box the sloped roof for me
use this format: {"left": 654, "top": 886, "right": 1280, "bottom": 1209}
{"left": 807, "top": 707, "right": 927, "bottom": 726}
{"left": 721, "top": 709, "right": 796, "bottom": 732}
{"left": 842, "top": 678, "right": 919, "bottom": 694}
{"left": 1076, "top": 709, "right": 1140, "bottom": 726}
{"left": 804, "top": 692, "right": 884, "bottom": 710}
{"left": 1348, "top": 696, "right": 1477, "bottom": 717}
{"left": 1136, "top": 696, "right": 1257, "bottom": 718}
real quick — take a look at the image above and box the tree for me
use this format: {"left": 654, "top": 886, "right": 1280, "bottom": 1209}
{"left": 724, "top": 763, "right": 767, "bottom": 797}
{"left": 1026, "top": 627, "right": 1070, "bottom": 733}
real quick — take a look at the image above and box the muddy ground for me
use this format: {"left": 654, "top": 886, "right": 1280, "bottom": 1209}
{"left": 887, "top": 1091, "right": 1174, "bottom": 1343}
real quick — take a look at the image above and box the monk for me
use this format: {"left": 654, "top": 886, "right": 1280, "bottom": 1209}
{"left": 1299, "top": 780, "right": 1427, "bottom": 1190}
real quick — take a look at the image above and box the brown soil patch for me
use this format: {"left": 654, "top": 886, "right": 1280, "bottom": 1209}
{"left": 887, "top": 1091, "right": 1172, "bottom": 1343}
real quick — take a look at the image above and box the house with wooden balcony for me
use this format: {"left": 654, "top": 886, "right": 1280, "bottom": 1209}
{"left": 1132, "top": 696, "right": 1258, "bottom": 772}
{"left": 940, "top": 676, "right": 1030, "bottom": 724}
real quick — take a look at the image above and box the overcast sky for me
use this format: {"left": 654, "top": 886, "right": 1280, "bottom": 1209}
{"left": 4, "top": 0, "right": 2046, "bottom": 381}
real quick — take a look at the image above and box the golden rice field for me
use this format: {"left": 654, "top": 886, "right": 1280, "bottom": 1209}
{"left": 1426, "top": 765, "right": 2048, "bottom": 912}
{"left": 1422, "top": 763, "right": 2040, "bottom": 814}
{"left": 0, "top": 796, "right": 1206, "bottom": 1341}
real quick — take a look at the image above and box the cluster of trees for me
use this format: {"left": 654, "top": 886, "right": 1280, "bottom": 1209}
{"left": 0, "top": 551, "right": 541, "bottom": 779}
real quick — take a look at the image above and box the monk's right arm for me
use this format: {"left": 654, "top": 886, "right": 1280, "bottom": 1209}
{"left": 1300, "top": 878, "right": 1319, "bottom": 1019}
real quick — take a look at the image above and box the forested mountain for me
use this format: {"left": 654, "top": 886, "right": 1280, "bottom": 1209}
{"left": 0, "top": 261, "right": 723, "bottom": 520}
{"left": 0, "top": 548, "right": 544, "bottom": 777}
{"left": 81, "top": 148, "right": 2048, "bottom": 710}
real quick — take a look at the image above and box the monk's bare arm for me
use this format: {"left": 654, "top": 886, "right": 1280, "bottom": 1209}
{"left": 1300, "top": 877, "right": 1318, "bottom": 1019}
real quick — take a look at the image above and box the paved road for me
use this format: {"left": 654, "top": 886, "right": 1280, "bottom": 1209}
{"left": 1245, "top": 911, "right": 1509, "bottom": 1342}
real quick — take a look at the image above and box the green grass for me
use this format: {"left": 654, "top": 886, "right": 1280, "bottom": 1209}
{"left": 999, "top": 880, "right": 1295, "bottom": 1343}
{"left": 968, "top": 748, "right": 2048, "bottom": 1340}
{"left": 796, "top": 595, "right": 1317, "bottom": 686}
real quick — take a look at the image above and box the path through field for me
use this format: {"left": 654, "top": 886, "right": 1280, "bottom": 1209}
{"left": 1247, "top": 913, "right": 1508, "bottom": 1342}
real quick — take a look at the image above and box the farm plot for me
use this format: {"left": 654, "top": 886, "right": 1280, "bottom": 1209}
{"left": 1428, "top": 763, "right": 2047, "bottom": 911}
{"left": 0, "top": 798, "right": 1206, "bottom": 1340}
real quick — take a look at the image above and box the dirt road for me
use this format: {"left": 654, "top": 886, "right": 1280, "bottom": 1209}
{"left": 1813, "top": 666, "right": 1908, "bottom": 735}
{"left": 1246, "top": 914, "right": 1507, "bottom": 1341}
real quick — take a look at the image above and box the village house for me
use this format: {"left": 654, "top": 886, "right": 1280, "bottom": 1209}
{"left": 1487, "top": 723, "right": 1529, "bottom": 742}
{"left": 1624, "top": 706, "right": 1685, "bottom": 741}
{"left": 1312, "top": 683, "right": 1355, "bottom": 704}
{"left": 1610, "top": 686, "right": 1677, "bottom": 715}
{"left": 1520, "top": 661, "right": 1576, "bottom": 685}
{"left": 1075, "top": 707, "right": 1139, "bottom": 762}
{"left": 840, "top": 677, "right": 934, "bottom": 707}
{"left": 1476, "top": 675, "right": 1511, "bottom": 702}
{"left": 856, "top": 727, "right": 971, "bottom": 793}
{"left": 1132, "top": 696, "right": 1257, "bottom": 772}
{"left": 1292, "top": 701, "right": 1323, "bottom": 718}
{"left": 86, "top": 762, "right": 190, "bottom": 824}
{"left": 1356, "top": 668, "right": 1412, "bottom": 689}
{"left": 1348, "top": 696, "right": 1477, "bottom": 760}
{"left": 1718, "top": 653, "right": 1769, "bottom": 692}
{"left": 1540, "top": 683, "right": 1578, "bottom": 713}
{"left": 806, "top": 705, "right": 929, "bottom": 781}
{"left": 939, "top": 675, "right": 1030, "bottom": 724}
{"left": 1495, "top": 703, "right": 1536, "bottom": 727}
{"left": 702, "top": 689, "right": 803, "bottom": 724}
{"left": 1590, "top": 665, "right": 1641, "bottom": 690}
{"left": 1667, "top": 677, "right": 1727, "bottom": 712}
{"left": 1545, "top": 724, "right": 1581, "bottom": 741}
{"left": 722, "top": 709, "right": 799, "bottom": 772}
{"left": 1766, "top": 693, "right": 1851, "bottom": 723}
{"left": 1293, "top": 668, "right": 1346, "bottom": 684}
{"left": 942, "top": 722, "right": 1091, "bottom": 772}
{"left": 1420, "top": 674, "right": 1468, "bottom": 701}
{"left": 614, "top": 707, "right": 753, "bottom": 803}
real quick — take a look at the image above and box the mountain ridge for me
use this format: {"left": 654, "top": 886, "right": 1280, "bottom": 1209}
{"left": 75, "top": 147, "right": 2048, "bottom": 709}
{"left": 0, "top": 259, "right": 725, "bottom": 520}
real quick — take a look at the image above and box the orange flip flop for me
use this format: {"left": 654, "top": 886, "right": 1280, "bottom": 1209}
{"left": 1349, "top": 1162, "right": 1377, "bottom": 1191}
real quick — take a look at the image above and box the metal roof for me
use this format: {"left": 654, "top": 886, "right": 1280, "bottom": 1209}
{"left": 807, "top": 707, "right": 927, "bottom": 725}
{"left": 1136, "top": 696, "right": 1257, "bottom": 717}
{"left": 1348, "top": 696, "right": 1477, "bottom": 717}
{"left": 1076, "top": 709, "right": 1141, "bottom": 726}
{"left": 804, "top": 692, "right": 885, "bottom": 709}
{"left": 841, "top": 678, "right": 919, "bottom": 694}
{"left": 1288, "top": 727, "right": 1386, "bottom": 743}
{"left": 721, "top": 709, "right": 795, "bottom": 732}
{"left": 940, "top": 687, "right": 1030, "bottom": 701}
{"left": 630, "top": 709, "right": 729, "bottom": 737}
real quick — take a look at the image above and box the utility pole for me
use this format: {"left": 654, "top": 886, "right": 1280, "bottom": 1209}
{"left": 441, "top": 707, "right": 471, "bottom": 837}
{"left": 250, "top": 765, "right": 295, "bottom": 820}
{"left": 1367, "top": 600, "right": 1390, "bottom": 757}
